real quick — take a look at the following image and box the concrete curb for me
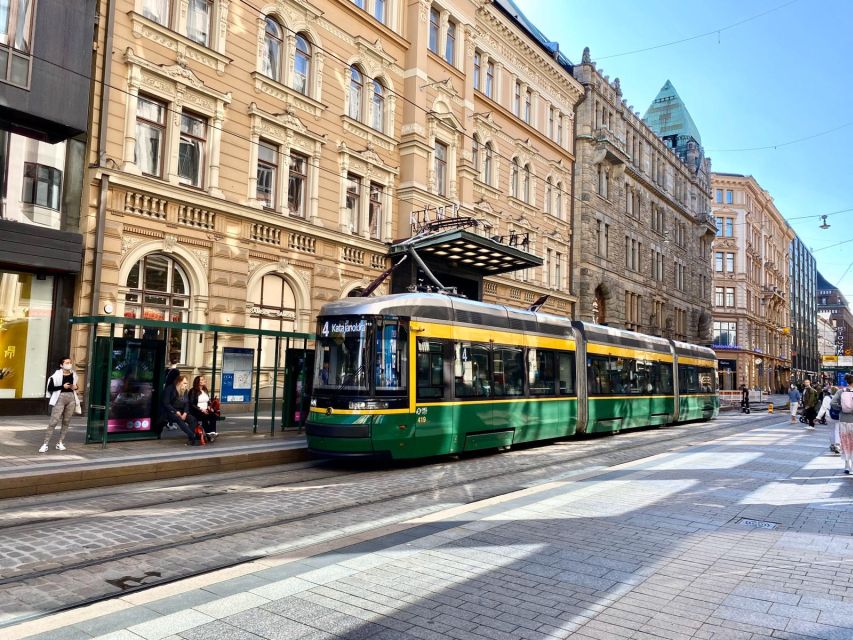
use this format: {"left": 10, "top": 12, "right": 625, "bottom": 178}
{"left": 0, "top": 445, "right": 313, "bottom": 499}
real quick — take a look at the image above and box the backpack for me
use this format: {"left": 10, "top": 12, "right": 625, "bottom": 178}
{"left": 841, "top": 388, "right": 853, "bottom": 414}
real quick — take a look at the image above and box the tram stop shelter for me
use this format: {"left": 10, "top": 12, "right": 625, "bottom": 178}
{"left": 70, "top": 315, "right": 314, "bottom": 448}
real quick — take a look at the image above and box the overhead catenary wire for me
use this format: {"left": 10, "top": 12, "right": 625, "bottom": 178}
{"left": 16, "top": 0, "right": 851, "bottom": 259}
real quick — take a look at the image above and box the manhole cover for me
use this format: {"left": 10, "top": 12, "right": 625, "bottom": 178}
{"left": 737, "top": 518, "right": 778, "bottom": 530}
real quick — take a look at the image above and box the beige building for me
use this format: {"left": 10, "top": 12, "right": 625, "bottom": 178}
{"left": 571, "top": 63, "right": 715, "bottom": 341}
{"left": 711, "top": 173, "right": 794, "bottom": 392}
{"left": 72, "top": 0, "right": 583, "bottom": 379}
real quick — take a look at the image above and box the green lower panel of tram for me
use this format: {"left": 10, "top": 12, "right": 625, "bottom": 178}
{"left": 307, "top": 398, "right": 579, "bottom": 459}
{"left": 678, "top": 394, "right": 719, "bottom": 422}
{"left": 586, "top": 396, "right": 676, "bottom": 434}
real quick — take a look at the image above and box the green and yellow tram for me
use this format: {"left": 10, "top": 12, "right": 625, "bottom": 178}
{"left": 307, "top": 293, "right": 718, "bottom": 459}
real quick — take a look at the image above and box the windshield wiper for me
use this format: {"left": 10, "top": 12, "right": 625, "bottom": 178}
{"left": 337, "top": 364, "right": 365, "bottom": 391}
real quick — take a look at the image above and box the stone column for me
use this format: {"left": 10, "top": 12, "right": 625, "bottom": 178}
{"left": 122, "top": 68, "right": 142, "bottom": 172}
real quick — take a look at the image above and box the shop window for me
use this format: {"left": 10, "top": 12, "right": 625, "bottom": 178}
{"left": 123, "top": 254, "right": 191, "bottom": 365}
{"left": 0, "top": 270, "right": 54, "bottom": 399}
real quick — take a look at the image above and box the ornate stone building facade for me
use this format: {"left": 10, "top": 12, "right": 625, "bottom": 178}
{"left": 711, "top": 173, "right": 793, "bottom": 392}
{"left": 72, "top": 0, "right": 583, "bottom": 377}
{"left": 571, "top": 60, "right": 715, "bottom": 342}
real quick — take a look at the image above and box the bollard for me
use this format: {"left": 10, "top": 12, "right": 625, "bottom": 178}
{"left": 768, "top": 404, "right": 774, "bottom": 413}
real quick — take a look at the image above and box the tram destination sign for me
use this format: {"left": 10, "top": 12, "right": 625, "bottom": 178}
{"left": 321, "top": 319, "right": 367, "bottom": 337}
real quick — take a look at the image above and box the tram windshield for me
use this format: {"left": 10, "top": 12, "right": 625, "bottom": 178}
{"left": 313, "top": 316, "right": 408, "bottom": 396}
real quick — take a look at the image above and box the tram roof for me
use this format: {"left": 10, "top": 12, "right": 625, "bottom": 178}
{"left": 572, "top": 321, "right": 673, "bottom": 355}
{"left": 671, "top": 339, "right": 717, "bottom": 360}
{"left": 317, "top": 293, "right": 574, "bottom": 338}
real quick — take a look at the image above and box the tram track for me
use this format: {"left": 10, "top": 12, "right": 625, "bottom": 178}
{"left": 0, "top": 412, "right": 778, "bottom": 629}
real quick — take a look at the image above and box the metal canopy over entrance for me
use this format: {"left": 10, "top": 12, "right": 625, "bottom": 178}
{"left": 389, "top": 229, "right": 542, "bottom": 275}
{"left": 71, "top": 315, "right": 313, "bottom": 448}
{"left": 388, "top": 226, "right": 543, "bottom": 301}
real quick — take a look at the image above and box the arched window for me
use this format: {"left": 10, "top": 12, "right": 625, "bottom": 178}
{"left": 248, "top": 273, "right": 297, "bottom": 370}
{"left": 544, "top": 177, "right": 552, "bottom": 214}
{"left": 483, "top": 142, "right": 493, "bottom": 186}
{"left": 472, "top": 135, "right": 480, "bottom": 176}
{"left": 523, "top": 164, "right": 531, "bottom": 203}
{"left": 349, "top": 66, "right": 363, "bottom": 121}
{"left": 371, "top": 79, "right": 385, "bottom": 131}
{"left": 556, "top": 182, "right": 563, "bottom": 217}
{"left": 292, "top": 33, "right": 311, "bottom": 95}
{"left": 262, "top": 17, "right": 283, "bottom": 82}
{"left": 511, "top": 157, "right": 519, "bottom": 198}
{"left": 124, "top": 254, "right": 191, "bottom": 364}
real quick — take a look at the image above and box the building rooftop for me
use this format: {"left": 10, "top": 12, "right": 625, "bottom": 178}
{"left": 643, "top": 80, "right": 703, "bottom": 146}
{"left": 492, "top": 0, "right": 574, "bottom": 72}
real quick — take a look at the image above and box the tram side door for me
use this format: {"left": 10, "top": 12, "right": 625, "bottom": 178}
{"left": 283, "top": 348, "right": 313, "bottom": 430}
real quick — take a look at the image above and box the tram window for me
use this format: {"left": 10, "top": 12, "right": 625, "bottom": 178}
{"left": 455, "top": 342, "right": 491, "bottom": 398}
{"left": 699, "top": 366, "right": 716, "bottom": 392}
{"left": 558, "top": 351, "right": 575, "bottom": 395}
{"left": 652, "top": 361, "right": 674, "bottom": 394}
{"left": 529, "top": 349, "right": 556, "bottom": 395}
{"left": 374, "top": 320, "right": 408, "bottom": 393}
{"left": 679, "top": 365, "right": 701, "bottom": 393}
{"left": 416, "top": 339, "right": 445, "bottom": 400}
{"left": 587, "top": 354, "right": 611, "bottom": 396}
{"left": 493, "top": 346, "right": 524, "bottom": 396}
{"left": 635, "top": 360, "right": 654, "bottom": 394}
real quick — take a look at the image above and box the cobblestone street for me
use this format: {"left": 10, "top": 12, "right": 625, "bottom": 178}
{"left": 5, "top": 412, "right": 853, "bottom": 639}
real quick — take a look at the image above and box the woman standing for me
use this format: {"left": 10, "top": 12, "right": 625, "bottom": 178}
{"left": 40, "top": 358, "right": 80, "bottom": 453}
{"left": 160, "top": 375, "right": 199, "bottom": 446}
{"left": 830, "top": 374, "right": 853, "bottom": 474}
{"left": 188, "top": 375, "right": 217, "bottom": 442}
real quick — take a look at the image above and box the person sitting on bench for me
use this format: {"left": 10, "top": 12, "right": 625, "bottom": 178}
{"left": 188, "top": 375, "right": 218, "bottom": 441}
{"left": 161, "top": 374, "right": 200, "bottom": 446}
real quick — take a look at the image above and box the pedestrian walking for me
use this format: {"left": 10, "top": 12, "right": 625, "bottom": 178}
{"left": 161, "top": 374, "right": 200, "bottom": 446}
{"left": 816, "top": 387, "right": 833, "bottom": 425}
{"left": 40, "top": 357, "right": 81, "bottom": 453}
{"left": 788, "top": 383, "right": 801, "bottom": 423}
{"left": 830, "top": 374, "right": 853, "bottom": 474}
{"left": 826, "top": 386, "right": 842, "bottom": 454}
{"left": 801, "top": 379, "right": 819, "bottom": 430}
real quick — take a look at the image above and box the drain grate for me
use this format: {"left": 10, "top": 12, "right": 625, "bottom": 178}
{"left": 737, "top": 518, "right": 778, "bottom": 530}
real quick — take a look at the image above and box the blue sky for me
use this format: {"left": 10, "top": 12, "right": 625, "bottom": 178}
{"left": 516, "top": 0, "right": 853, "bottom": 298}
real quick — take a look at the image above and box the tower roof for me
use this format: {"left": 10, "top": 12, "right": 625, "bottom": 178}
{"left": 643, "top": 80, "right": 702, "bottom": 146}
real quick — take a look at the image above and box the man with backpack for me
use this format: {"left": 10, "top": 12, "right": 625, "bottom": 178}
{"left": 801, "top": 379, "right": 819, "bottom": 430}
{"left": 830, "top": 374, "right": 853, "bottom": 475}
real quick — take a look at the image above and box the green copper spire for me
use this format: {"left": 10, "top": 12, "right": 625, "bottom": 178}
{"left": 643, "top": 80, "right": 702, "bottom": 146}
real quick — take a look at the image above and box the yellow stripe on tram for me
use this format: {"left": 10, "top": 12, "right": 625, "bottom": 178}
{"left": 585, "top": 343, "right": 674, "bottom": 363}
{"left": 677, "top": 356, "right": 717, "bottom": 367}
{"left": 410, "top": 320, "right": 575, "bottom": 351}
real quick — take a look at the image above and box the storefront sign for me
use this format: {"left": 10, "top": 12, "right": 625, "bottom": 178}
{"left": 248, "top": 306, "right": 296, "bottom": 320}
{"left": 221, "top": 347, "right": 254, "bottom": 403}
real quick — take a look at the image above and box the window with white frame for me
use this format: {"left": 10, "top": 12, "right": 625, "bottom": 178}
{"left": 428, "top": 7, "right": 439, "bottom": 53}
{"left": 178, "top": 111, "right": 207, "bottom": 188}
{"left": 0, "top": 0, "right": 34, "bottom": 87}
{"left": 292, "top": 34, "right": 311, "bottom": 95}
{"left": 473, "top": 51, "right": 480, "bottom": 91}
{"left": 556, "top": 113, "right": 563, "bottom": 145}
{"left": 544, "top": 178, "right": 552, "bottom": 214}
{"left": 554, "top": 252, "right": 562, "bottom": 290}
{"left": 513, "top": 80, "right": 521, "bottom": 116}
{"left": 472, "top": 135, "right": 479, "bottom": 175}
{"left": 262, "top": 17, "right": 283, "bottom": 82}
{"left": 713, "top": 321, "right": 736, "bottom": 346}
{"left": 434, "top": 140, "right": 448, "bottom": 197}
{"left": 135, "top": 95, "right": 166, "bottom": 178}
{"left": 484, "top": 60, "right": 494, "bottom": 99}
{"left": 483, "top": 142, "right": 493, "bottom": 185}
{"left": 346, "top": 173, "right": 361, "bottom": 233}
{"left": 444, "top": 18, "right": 456, "bottom": 64}
{"left": 371, "top": 79, "right": 385, "bottom": 131}
{"left": 288, "top": 153, "right": 307, "bottom": 216}
{"left": 256, "top": 140, "right": 278, "bottom": 209}
{"left": 349, "top": 66, "right": 363, "bottom": 121}
{"left": 510, "top": 157, "right": 519, "bottom": 198}
{"left": 369, "top": 183, "right": 383, "bottom": 240}
{"left": 523, "top": 87, "right": 532, "bottom": 124}
{"left": 350, "top": 0, "right": 387, "bottom": 24}
{"left": 522, "top": 163, "right": 530, "bottom": 203}
{"left": 141, "top": 0, "right": 170, "bottom": 27}
{"left": 186, "top": 0, "right": 212, "bottom": 45}
{"left": 555, "top": 182, "right": 563, "bottom": 218}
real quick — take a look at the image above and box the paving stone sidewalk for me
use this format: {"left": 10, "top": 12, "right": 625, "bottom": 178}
{"left": 11, "top": 416, "right": 853, "bottom": 640}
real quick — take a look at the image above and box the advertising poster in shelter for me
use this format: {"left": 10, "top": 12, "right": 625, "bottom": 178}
{"left": 221, "top": 347, "right": 254, "bottom": 403}
{"left": 107, "top": 339, "right": 161, "bottom": 432}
